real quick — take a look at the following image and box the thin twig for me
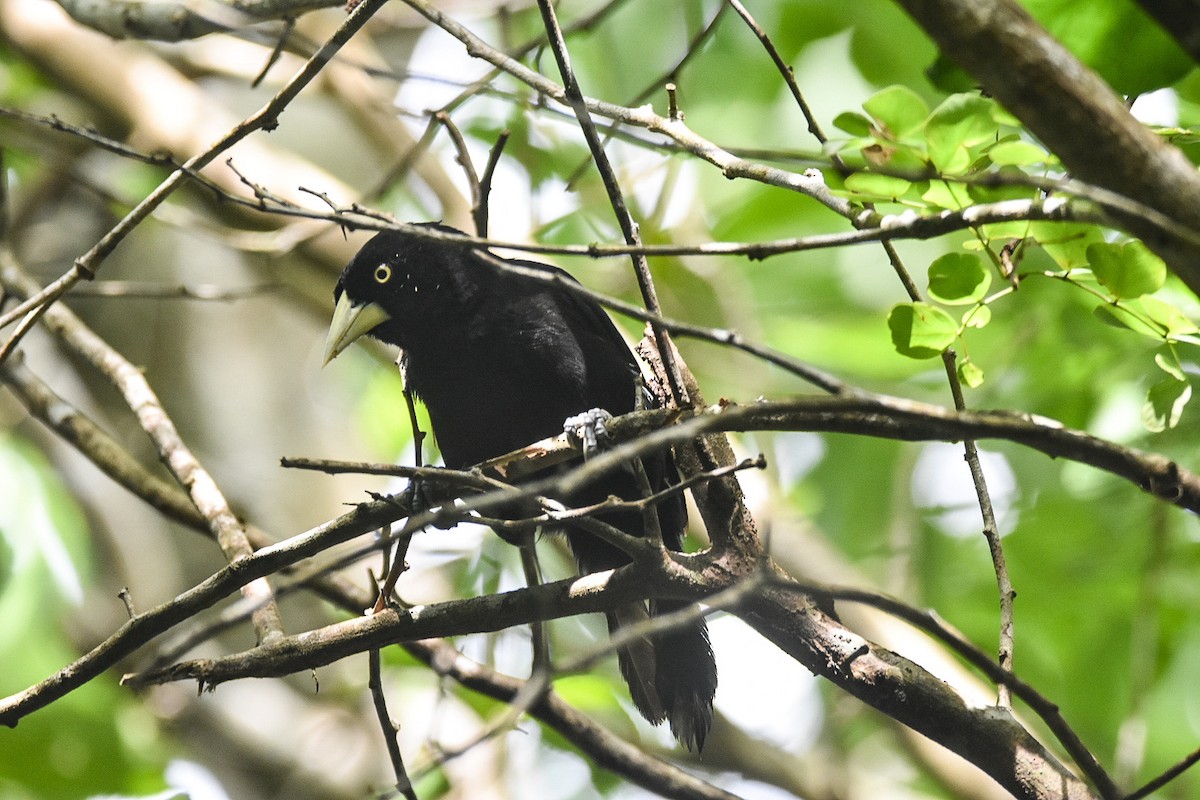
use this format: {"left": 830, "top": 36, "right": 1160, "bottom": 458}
{"left": 1127, "top": 745, "right": 1200, "bottom": 800}
{"left": 0, "top": 355, "right": 208, "bottom": 531}
{"left": 534, "top": 0, "right": 687, "bottom": 406}
{"left": 369, "top": 382, "right": 429, "bottom": 612}
{"left": 729, "top": 0, "right": 1020, "bottom": 704}
{"left": 943, "top": 349, "right": 1014, "bottom": 706}
{"left": 726, "top": 0, "right": 833, "bottom": 154}
{"left": 434, "top": 110, "right": 481, "bottom": 216}
{"left": 370, "top": 648, "right": 418, "bottom": 800}
{"left": 475, "top": 130, "right": 510, "bottom": 238}
{"left": 0, "top": 0, "right": 390, "bottom": 360}
{"left": 518, "top": 542, "right": 551, "bottom": 675}
{"left": 251, "top": 15, "right": 296, "bottom": 89}
{"left": 0, "top": 251, "right": 285, "bottom": 644}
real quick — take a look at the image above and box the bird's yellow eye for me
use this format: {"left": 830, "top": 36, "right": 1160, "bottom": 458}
{"left": 374, "top": 264, "right": 392, "bottom": 283}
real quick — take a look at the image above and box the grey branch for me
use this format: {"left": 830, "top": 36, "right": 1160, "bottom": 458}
{"left": 1, "top": 251, "right": 286, "bottom": 645}
{"left": 54, "top": 0, "right": 336, "bottom": 41}
{"left": 126, "top": 570, "right": 1098, "bottom": 800}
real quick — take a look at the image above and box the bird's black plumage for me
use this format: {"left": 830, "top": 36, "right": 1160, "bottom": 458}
{"left": 324, "top": 223, "right": 717, "bottom": 750}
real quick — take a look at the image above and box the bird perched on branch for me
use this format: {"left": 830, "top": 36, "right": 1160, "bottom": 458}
{"left": 323, "top": 223, "right": 717, "bottom": 750}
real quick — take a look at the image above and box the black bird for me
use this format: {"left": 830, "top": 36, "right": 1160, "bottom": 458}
{"left": 323, "top": 223, "right": 717, "bottom": 750}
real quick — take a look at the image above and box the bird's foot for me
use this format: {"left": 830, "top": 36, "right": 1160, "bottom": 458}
{"left": 401, "top": 475, "right": 438, "bottom": 515}
{"left": 563, "top": 408, "right": 614, "bottom": 458}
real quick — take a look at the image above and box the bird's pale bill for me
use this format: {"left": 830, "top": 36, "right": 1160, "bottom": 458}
{"left": 322, "top": 293, "right": 391, "bottom": 365}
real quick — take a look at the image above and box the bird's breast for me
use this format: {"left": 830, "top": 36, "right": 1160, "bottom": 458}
{"left": 405, "top": 346, "right": 591, "bottom": 469}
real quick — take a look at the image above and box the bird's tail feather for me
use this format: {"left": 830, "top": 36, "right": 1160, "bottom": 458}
{"left": 650, "top": 597, "right": 716, "bottom": 752}
{"left": 609, "top": 604, "right": 665, "bottom": 723}
{"left": 608, "top": 599, "right": 717, "bottom": 752}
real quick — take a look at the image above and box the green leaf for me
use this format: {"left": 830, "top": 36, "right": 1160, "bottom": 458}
{"left": 888, "top": 302, "right": 957, "bottom": 358}
{"left": 1143, "top": 377, "right": 1191, "bottom": 432}
{"left": 833, "top": 111, "right": 873, "bottom": 137}
{"left": 958, "top": 359, "right": 985, "bottom": 388}
{"left": 862, "top": 85, "right": 930, "bottom": 138}
{"left": 922, "top": 180, "right": 970, "bottom": 210}
{"left": 989, "top": 105, "right": 1022, "bottom": 128}
{"left": 1023, "top": 0, "right": 1191, "bottom": 94}
{"left": 930, "top": 141, "right": 972, "bottom": 175}
{"left": 1140, "top": 295, "right": 1200, "bottom": 338}
{"left": 1154, "top": 351, "right": 1186, "bottom": 381}
{"left": 963, "top": 304, "right": 992, "bottom": 329}
{"left": 928, "top": 94, "right": 998, "bottom": 146}
{"left": 968, "top": 169, "right": 1043, "bottom": 205}
{"left": 986, "top": 139, "right": 1049, "bottom": 166}
{"left": 1092, "top": 303, "right": 1161, "bottom": 338}
{"left": 925, "top": 93, "right": 999, "bottom": 173}
{"left": 928, "top": 253, "right": 991, "bottom": 304}
{"left": 1033, "top": 222, "right": 1106, "bottom": 271}
{"left": 826, "top": 136, "right": 878, "bottom": 157}
{"left": 977, "top": 221, "right": 1034, "bottom": 242}
{"left": 1156, "top": 126, "right": 1200, "bottom": 145}
{"left": 1087, "top": 240, "right": 1166, "bottom": 299}
{"left": 555, "top": 673, "right": 621, "bottom": 713}
{"left": 1093, "top": 305, "right": 1131, "bottom": 330}
{"left": 843, "top": 172, "right": 913, "bottom": 199}
{"left": 926, "top": 54, "right": 976, "bottom": 94}
{"left": 867, "top": 141, "right": 930, "bottom": 172}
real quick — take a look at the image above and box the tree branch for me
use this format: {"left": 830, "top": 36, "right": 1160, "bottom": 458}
{"left": 405, "top": 640, "right": 740, "bottom": 800}
{"left": 52, "top": 0, "right": 336, "bottom": 41}
{"left": 0, "top": 250, "right": 286, "bottom": 644}
{"left": 124, "top": 562, "right": 1100, "bottom": 800}
{"left": 0, "top": 490, "right": 409, "bottom": 727}
{"left": 892, "top": 0, "right": 1200, "bottom": 295}
{"left": 0, "top": 0, "right": 389, "bottom": 356}
{"left": 0, "top": 354, "right": 208, "bottom": 532}
{"left": 739, "top": 583, "right": 1098, "bottom": 800}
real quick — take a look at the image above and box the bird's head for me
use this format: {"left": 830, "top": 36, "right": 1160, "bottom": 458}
{"left": 322, "top": 223, "right": 478, "bottom": 365}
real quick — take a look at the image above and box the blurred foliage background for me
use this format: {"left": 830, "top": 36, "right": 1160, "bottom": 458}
{"left": 1, "top": 0, "right": 1200, "bottom": 798}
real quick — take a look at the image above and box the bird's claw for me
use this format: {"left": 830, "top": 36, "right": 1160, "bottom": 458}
{"left": 563, "top": 408, "right": 613, "bottom": 458}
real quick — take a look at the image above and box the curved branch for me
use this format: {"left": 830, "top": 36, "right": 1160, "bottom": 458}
{"left": 121, "top": 565, "right": 1100, "bottom": 800}
{"left": 0, "top": 0, "right": 389, "bottom": 350}
{"left": 404, "top": 639, "right": 741, "bottom": 800}
{"left": 0, "top": 491, "right": 408, "bottom": 727}
{"left": 738, "top": 584, "right": 1098, "bottom": 800}
{"left": 0, "top": 355, "right": 207, "bottom": 531}
{"left": 51, "top": 0, "right": 338, "bottom": 41}
{"left": 468, "top": 392, "right": 1200, "bottom": 521}
{"left": 0, "top": 253, "right": 285, "bottom": 643}
{"left": 714, "top": 396, "right": 1200, "bottom": 512}
{"left": 126, "top": 568, "right": 649, "bottom": 686}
